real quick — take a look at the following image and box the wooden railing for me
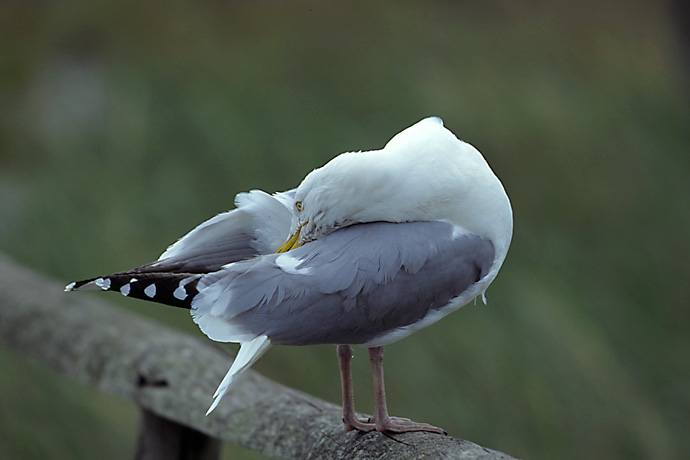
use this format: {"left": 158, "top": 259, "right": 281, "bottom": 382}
{"left": 0, "top": 254, "right": 518, "bottom": 460}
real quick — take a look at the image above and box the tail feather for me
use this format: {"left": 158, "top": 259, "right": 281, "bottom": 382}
{"left": 206, "top": 335, "right": 271, "bottom": 415}
{"left": 65, "top": 271, "right": 202, "bottom": 309}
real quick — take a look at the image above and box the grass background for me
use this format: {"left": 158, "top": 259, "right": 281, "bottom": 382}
{"left": 1, "top": 1, "right": 688, "bottom": 459}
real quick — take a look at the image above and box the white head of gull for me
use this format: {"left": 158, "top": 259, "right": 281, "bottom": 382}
{"left": 66, "top": 117, "right": 513, "bottom": 434}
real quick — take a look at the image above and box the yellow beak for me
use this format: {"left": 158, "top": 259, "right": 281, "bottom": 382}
{"left": 276, "top": 225, "right": 304, "bottom": 253}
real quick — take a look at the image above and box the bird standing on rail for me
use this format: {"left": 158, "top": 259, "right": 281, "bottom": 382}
{"left": 66, "top": 117, "right": 513, "bottom": 434}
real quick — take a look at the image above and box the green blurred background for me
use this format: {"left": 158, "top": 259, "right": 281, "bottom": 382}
{"left": 1, "top": 1, "right": 688, "bottom": 459}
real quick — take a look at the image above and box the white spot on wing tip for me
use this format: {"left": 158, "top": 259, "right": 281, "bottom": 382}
{"left": 144, "top": 283, "right": 156, "bottom": 298}
{"left": 120, "top": 283, "right": 131, "bottom": 296}
{"left": 173, "top": 284, "right": 187, "bottom": 301}
{"left": 64, "top": 282, "right": 76, "bottom": 292}
{"left": 94, "top": 277, "right": 111, "bottom": 290}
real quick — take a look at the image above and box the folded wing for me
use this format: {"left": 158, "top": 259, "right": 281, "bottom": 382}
{"left": 191, "top": 220, "right": 495, "bottom": 346}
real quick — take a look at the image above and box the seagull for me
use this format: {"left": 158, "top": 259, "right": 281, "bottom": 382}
{"left": 66, "top": 117, "right": 513, "bottom": 434}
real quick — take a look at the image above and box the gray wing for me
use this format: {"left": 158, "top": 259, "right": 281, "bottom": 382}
{"left": 192, "top": 220, "right": 495, "bottom": 346}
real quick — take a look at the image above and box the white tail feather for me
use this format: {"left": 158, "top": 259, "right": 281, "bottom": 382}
{"left": 206, "top": 335, "right": 271, "bottom": 415}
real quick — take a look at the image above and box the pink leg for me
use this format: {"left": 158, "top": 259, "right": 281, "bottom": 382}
{"left": 337, "top": 345, "right": 447, "bottom": 434}
{"left": 368, "top": 346, "right": 447, "bottom": 435}
{"left": 337, "top": 345, "right": 375, "bottom": 432}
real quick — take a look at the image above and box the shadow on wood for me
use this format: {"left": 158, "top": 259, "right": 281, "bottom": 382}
{"left": 136, "top": 409, "right": 221, "bottom": 460}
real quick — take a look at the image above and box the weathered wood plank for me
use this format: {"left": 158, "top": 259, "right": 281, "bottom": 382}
{"left": 0, "top": 253, "right": 519, "bottom": 459}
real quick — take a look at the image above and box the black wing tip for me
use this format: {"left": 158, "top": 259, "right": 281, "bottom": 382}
{"left": 64, "top": 278, "right": 102, "bottom": 291}
{"left": 64, "top": 271, "right": 200, "bottom": 310}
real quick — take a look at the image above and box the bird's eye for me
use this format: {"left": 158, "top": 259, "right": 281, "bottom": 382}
{"left": 295, "top": 201, "right": 303, "bottom": 212}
